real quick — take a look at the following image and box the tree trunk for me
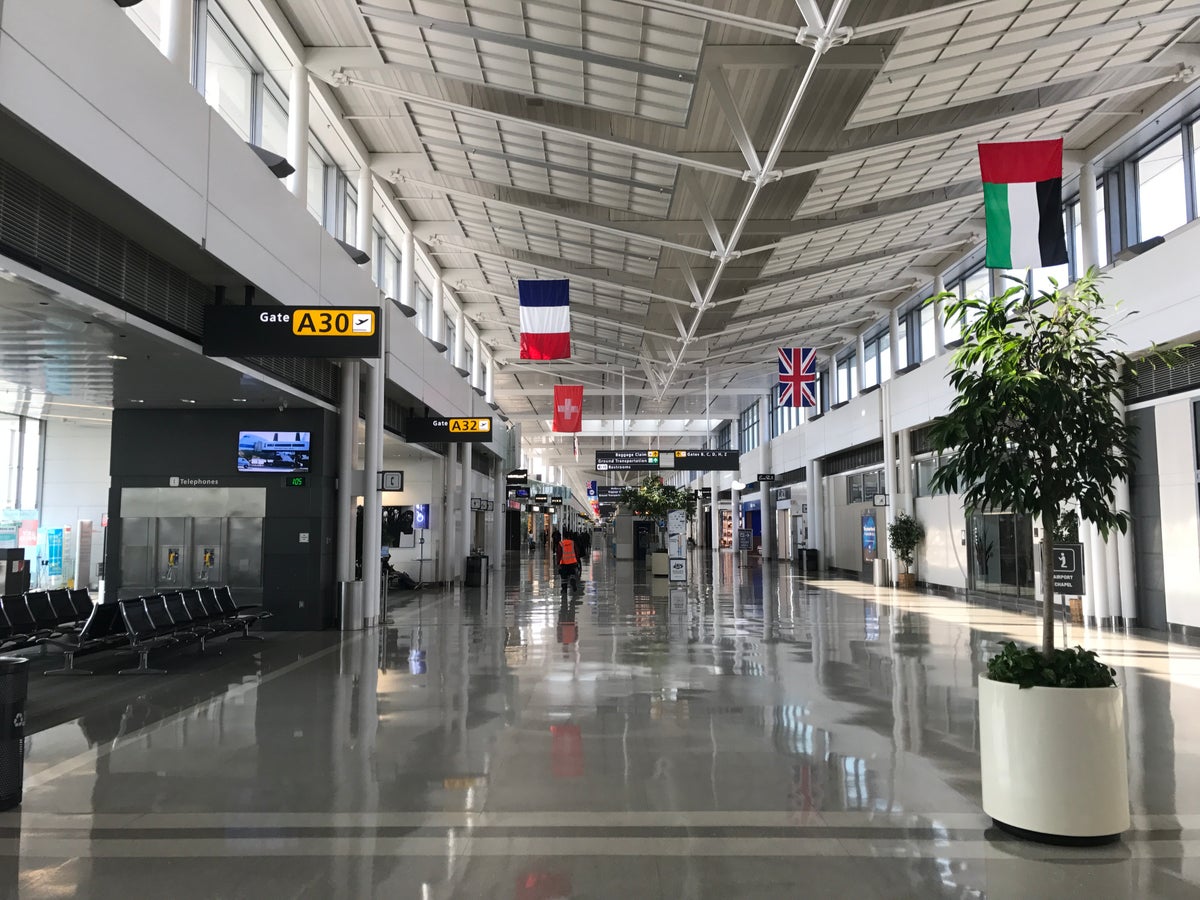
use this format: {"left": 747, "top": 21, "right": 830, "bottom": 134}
{"left": 1041, "top": 508, "right": 1057, "bottom": 658}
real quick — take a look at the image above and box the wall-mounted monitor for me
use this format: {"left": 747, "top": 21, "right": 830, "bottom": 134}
{"left": 237, "top": 431, "right": 311, "bottom": 473}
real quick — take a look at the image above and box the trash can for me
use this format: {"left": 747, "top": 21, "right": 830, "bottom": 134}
{"left": 339, "top": 581, "right": 363, "bottom": 632}
{"left": 465, "top": 554, "right": 488, "bottom": 587}
{"left": 0, "top": 657, "right": 28, "bottom": 811}
{"left": 798, "top": 548, "right": 818, "bottom": 573}
{"left": 873, "top": 558, "right": 887, "bottom": 587}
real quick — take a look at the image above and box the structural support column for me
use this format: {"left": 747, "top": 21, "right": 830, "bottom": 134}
{"left": 461, "top": 442, "right": 474, "bottom": 571}
{"left": 399, "top": 231, "right": 415, "bottom": 312}
{"left": 758, "top": 395, "right": 774, "bottom": 560}
{"left": 362, "top": 354, "right": 384, "bottom": 626}
{"left": 856, "top": 332, "right": 866, "bottom": 393}
{"left": 881, "top": 382, "right": 897, "bottom": 586}
{"left": 730, "top": 481, "right": 742, "bottom": 563}
{"left": 889, "top": 306, "right": 902, "bottom": 373}
{"left": 441, "top": 447, "right": 455, "bottom": 583}
{"left": 453, "top": 306, "right": 466, "bottom": 371}
{"left": 285, "top": 65, "right": 310, "bottom": 202}
{"left": 932, "top": 274, "right": 946, "bottom": 356}
{"left": 1079, "top": 519, "right": 1097, "bottom": 623}
{"left": 337, "top": 361, "right": 360, "bottom": 582}
{"left": 160, "top": 0, "right": 193, "bottom": 80}
{"left": 808, "top": 459, "right": 824, "bottom": 570}
{"left": 897, "top": 427, "right": 914, "bottom": 517}
{"left": 356, "top": 168, "right": 373, "bottom": 254}
{"left": 492, "top": 461, "right": 505, "bottom": 567}
{"left": 470, "top": 331, "right": 482, "bottom": 388}
{"left": 484, "top": 354, "right": 495, "bottom": 405}
{"left": 709, "top": 471, "right": 721, "bottom": 554}
{"left": 1114, "top": 403, "right": 1137, "bottom": 624}
{"left": 1079, "top": 161, "right": 1100, "bottom": 271}
{"left": 432, "top": 278, "right": 446, "bottom": 347}
{"left": 1090, "top": 522, "right": 1111, "bottom": 626}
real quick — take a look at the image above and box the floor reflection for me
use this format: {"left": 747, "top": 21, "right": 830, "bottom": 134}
{"left": 9, "top": 543, "right": 1200, "bottom": 898}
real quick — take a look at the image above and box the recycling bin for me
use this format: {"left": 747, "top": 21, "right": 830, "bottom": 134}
{"left": 0, "top": 657, "right": 29, "bottom": 811}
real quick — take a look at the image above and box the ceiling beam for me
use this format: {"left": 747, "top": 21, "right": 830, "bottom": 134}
{"left": 334, "top": 74, "right": 746, "bottom": 180}
{"left": 701, "top": 43, "right": 890, "bottom": 69}
{"left": 359, "top": 4, "right": 700, "bottom": 84}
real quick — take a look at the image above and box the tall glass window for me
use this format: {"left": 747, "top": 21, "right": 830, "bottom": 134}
{"left": 835, "top": 354, "right": 857, "bottom": 402}
{"left": 260, "top": 90, "right": 288, "bottom": 157}
{"left": 307, "top": 141, "right": 326, "bottom": 224}
{"left": 738, "top": 403, "right": 759, "bottom": 452}
{"left": 919, "top": 303, "right": 936, "bottom": 361}
{"left": 1138, "top": 132, "right": 1187, "bottom": 240}
{"left": 0, "top": 414, "right": 40, "bottom": 510}
{"left": 204, "top": 18, "right": 253, "bottom": 140}
{"left": 417, "top": 282, "right": 433, "bottom": 336}
{"left": 343, "top": 184, "right": 358, "bottom": 245}
{"left": 715, "top": 423, "right": 732, "bottom": 451}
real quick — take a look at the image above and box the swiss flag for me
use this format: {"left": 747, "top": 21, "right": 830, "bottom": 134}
{"left": 553, "top": 384, "right": 584, "bottom": 433}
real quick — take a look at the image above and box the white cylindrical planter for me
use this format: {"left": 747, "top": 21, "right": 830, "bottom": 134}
{"left": 979, "top": 677, "right": 1129, "bottom": 842}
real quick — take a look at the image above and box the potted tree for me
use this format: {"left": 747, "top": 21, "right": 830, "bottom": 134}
{"left": 618, "top": 476, "right": 695, "bottom": 574}
{"left": 887, "top": 511, "right": 924, "bottom": 588}
{"left": 927, "top": 269, "right": 1170, "bottom": 844}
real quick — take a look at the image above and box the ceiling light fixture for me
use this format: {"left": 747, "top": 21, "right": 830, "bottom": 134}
{"left": 181, "top": 398, "right": 196, "bottom": 404}
{"left": 232, "top": 398, "right": 248, "bottom": 403}
{"left": 129, "top": 399, "right": 145, "bottom": 404}
{"left": 107, "top": 354, "right": 128, "bottom": 361}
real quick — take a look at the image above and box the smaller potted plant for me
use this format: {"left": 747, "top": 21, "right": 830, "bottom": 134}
{"left": 887, "top": 511, "right": 924, "bottom": 588}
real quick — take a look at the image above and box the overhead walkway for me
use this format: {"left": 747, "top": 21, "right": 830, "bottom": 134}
{"left": 7, "top": 556, "right": 1199, "bottom": 898}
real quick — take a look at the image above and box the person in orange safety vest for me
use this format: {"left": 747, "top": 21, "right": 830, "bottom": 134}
{"left": 558, "top": 537, "right": 580, "bottom": 589}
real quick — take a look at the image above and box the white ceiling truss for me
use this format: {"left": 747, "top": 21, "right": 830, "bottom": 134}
{"left": 268, "top": 0, "right": 1200, "bottom": 482}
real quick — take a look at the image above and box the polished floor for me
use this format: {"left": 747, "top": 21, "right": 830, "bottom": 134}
{"left": 7, "top": 545, "right": 1200, "bottom": 899}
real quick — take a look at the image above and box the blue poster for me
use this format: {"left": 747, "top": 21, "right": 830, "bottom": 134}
{"left": 414, "top": 504, "right": 430, "bottom": 530}
{"left": 47, "top": 529, "right": 64, "bottom": 576}
{"left": 861, "top": 515, "right": 877, "bottom": 563}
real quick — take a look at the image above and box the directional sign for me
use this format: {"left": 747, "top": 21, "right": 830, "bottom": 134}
{"left": 595, "top": 450, "right": 660, "bottom": 471}
{"left": 758, "top": 473, "right": 776, "bottom": 482}
{"left": 506, "top": 468, "right": 529, "bottom": 486}
{"left": 673, "top": 449, "right": 740, "bottom": 471}
{"left": 551, "top": 496, "right": 564, "bottom": 506}
{"left": 597, "top": 485, "right": 625, "bottom": 501}
{"left": 533, "top": 493, "right": 550, "bottom": 503}
{"left": 203, "top": 305, "right": 382, "bottom": 358}
{"left": 406, "top": 416, "right": 494, "bottom": 443}
{"left": 1052, "top": 543, "right": 1085, "bottom": 594}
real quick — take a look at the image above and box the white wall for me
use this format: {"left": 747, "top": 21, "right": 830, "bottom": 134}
{"left": 914, "top": 493, "right": 969, "bottom": 591}
{"left": 380, "top": 457, "right": 441, "bottom": 573}
{"left": 1152, "top": 398, "right": 1200, "bottom": 627}
{"left": 40, "top": 419, "right": 111, "bottom": 588}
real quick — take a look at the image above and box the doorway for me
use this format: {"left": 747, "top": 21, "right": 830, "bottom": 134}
{"left": 968, "top": 512, "right": 1035, "bottom": 597}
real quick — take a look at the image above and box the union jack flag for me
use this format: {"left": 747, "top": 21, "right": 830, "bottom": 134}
{"left": 778, "top": 347, "right": 816, "bottom": 408}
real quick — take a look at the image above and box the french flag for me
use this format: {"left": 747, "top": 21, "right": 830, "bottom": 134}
{"left": 519, "top": 279, "right": 571, "bottom": 360}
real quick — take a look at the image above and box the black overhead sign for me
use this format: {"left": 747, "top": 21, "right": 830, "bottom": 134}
{"left": 551, "top": 497, "right": 564, "bottom": 506}
{"left": 506, "top": 468, "right": 529, "bottom": 486}
{"left": 758, "top": 473, "right": 776, "bottom": 482}
{"left": 203, "top": 306, "right": 382, "bottom": 359}
{"left": 596, "top": 450, "right": 660, "bottom": 471}
{"left": 406, "top": 416, "right": 494, "bottom": 443}
{"left": 673, "top": 449, "right": 740, "bottom": 471}
{"left": 533, "top": 493, "right": 550, "bottom": 503}
{"left": 597, "top": 485, "right": 625, "bottom": 501}
{"left": 1052, "top": 543, "right": 1085, "bottom": 595}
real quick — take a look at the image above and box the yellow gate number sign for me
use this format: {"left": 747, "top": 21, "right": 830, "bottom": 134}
{"left": 447, "top": 418, "right": 491, "bottom": 433}
{"left": 291, "top": 309, "right": 376, "bottom": 337}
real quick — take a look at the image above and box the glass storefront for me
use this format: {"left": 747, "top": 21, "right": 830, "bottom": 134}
{"left": 968, "top": 512, "right": 1034, "bottom": 597}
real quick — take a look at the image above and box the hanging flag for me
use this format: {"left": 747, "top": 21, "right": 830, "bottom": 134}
{"left": 519, "top": 279, "right": 571, "bottom": 359}
{"left": 553, "top": 384, "right": 584, "bottom": 432}
{"left": 778, "top": 347, "right": 816, "bottom": 408}
{"left": 978, "top": 139, "right": 1069, "bottom": 270}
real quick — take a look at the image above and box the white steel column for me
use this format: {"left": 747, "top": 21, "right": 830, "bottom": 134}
{"left": 933, "top": 275, "right": 947, "bottom": 356}
{"left": 493, "top": 463, "right": 505, "bottom": 567}
{"left": 461, "top": 442, "right": 474, "bottom": 569}
{"left": 1114, "top": 404, "right": 1137, "bottom": 623}
{"left": 337, "top": 361, "right": 359, "bottom": 582}
{"left": 441, "top": 448, "right": 454, "bottom": 583}
{"left": 758, "top": 395, "right": 773, "bottom": 560}
{"left": 889, "top": 306, "right": 902, "bottom": 373}
{"left": 730, "top": 481, "right": 742, "bottom": 563}
{"left": 1079, "top": 519, "right": 1097, "bottom": 623}
{"left": 856, "top": 332, "right": 866, "bottom": 393}
{"left": 286, "top": 64, "right": 310, "bottom": 202}
{"left": 1079, "top": 161, "right": 1100, "bottom": 271}
{"left": 484, "top": 355, "right": 495, "bottom": 405}
{"left": 1090, "top": 523, "right": 1111, "bottom": 625}
{"left": 881, "top": 382, "right": 898, "bottom": 586}
{"left": 399, "top": 231, "right": 415, "bottom": 312}
{"left": 356, "top": 168, "right": 373, "bottom": 253}
{"left": 432, "top": 278, "right": 446, "bottom": 346}
{"left": 470, "top": 331, "right": 482, "bottom": 387}
{"left": 160, "top": 0, "right": 193, "bottom": 79}
{"left": 897, "top": 427, "right": 914, "bottom": 517}
{"left": 453, "top": 306, "right": 466, "bottom": 370}
{"left": 808, "top": 459, "right": 823, "bottom": 570}
{"left": 362, "top": 354, "right": 384, "bottom": 626}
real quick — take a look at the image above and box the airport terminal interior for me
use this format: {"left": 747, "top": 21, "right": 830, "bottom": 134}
{"left": 5, "top": 0, "right": 1200, "bottom": 896}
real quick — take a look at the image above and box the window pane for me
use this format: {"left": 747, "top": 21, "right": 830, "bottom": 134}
{"left": 307, "top": 143, "right": 325, "bottom": 223}
{"left": 848, "top": 475, "right": 863, "bottom": 504}
{"left": 204, "top": 20, "right": 253, "bottom": 140}
{"left": 1096, "top": 188, "right": 1109, "bottom": 268}
{"left": 879, "top": 332, "right": 891, "bottom": 382}
{"left": 1138, "top": 132, "right": 1187, "bottom": 240}
{"left": 862, "top": 340, "right": 878, "bottom": 389}
{"left": 344, "top": 188, "right": 358, "bottom": 245}
{"left": 261, "top": 91, "right": 288, "bottom": 158}
{"left": 896, "top": 315, "right": 909, "bottom": 368}
{"left": 919, "top": 305, "right": 935, "bottom": 360}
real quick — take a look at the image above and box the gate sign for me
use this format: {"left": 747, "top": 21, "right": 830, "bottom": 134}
{"left": 1052, "top": 543, "right": 1085, "bottom": 594}
{"left": 406, "top": 417, "right": 494, "bottom": 443}
{"left": 203, "top": 306, "right": 382, "bottom": 358}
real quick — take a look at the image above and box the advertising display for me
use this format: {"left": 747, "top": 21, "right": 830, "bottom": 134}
{"left": 237, "top": 432, "right": 311, "bottom": 473}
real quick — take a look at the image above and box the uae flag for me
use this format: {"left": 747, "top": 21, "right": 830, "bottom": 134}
{"left": 519, "top": 279, "right": 571, "bottom": 359}
{"left": 978, "top": 139, "right": 1069, "bottom": 270}
{"left": 553, "top": 384, "right": 584, "bottom": 432}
